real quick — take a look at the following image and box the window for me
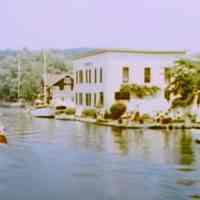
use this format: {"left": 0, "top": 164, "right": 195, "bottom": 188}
{"left": 85, "top": 93, "right": 88, "bottom": 106}
{"left": 122, "top": 67, "right": 129, "bottom": 83}
{"left": 164, "top": 67, "right": 171, "bottom": 82}
{"left": 76, "top": 71, "right": 78, "bottom": 84}
{"left": 94, "top": 69, "right": 97, "bottom": 83}
{"left": 75, "top": 93, "right": 78, "bottom": 104}
{"left": 88, "top": 93, "right": 91, "bottom": 106}
{"left": 94, "top": 93, "right": 96, "bottom": 107}
{"left": 89, "top": 69, "right": 91, "bottom": 83}
{"left": 99, "top": 92, "right": 104, "bottom": 106}
{"left": 79, "top": 93, "right": 83, "bottom": 105}
{"left": 86, "top": 93, "right": 91, "bottom": 106}
{"left": 79, "top": 70, "right": 83, "bottom": 83}
{"left": 144, "top": 67, "right": 151, "bottom": 83}
{"left": 85, "top": 70, "right": 88, "bottom": 83}
{"left": 100, "top": 68, "right": 103, "bottom": 83}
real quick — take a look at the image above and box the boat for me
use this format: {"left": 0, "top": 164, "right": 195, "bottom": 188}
{"left": 31, "top": 52, "right": 55, "bottom": 118}
{"left": 31, "top": 106, "right": 55, "bottom": 118}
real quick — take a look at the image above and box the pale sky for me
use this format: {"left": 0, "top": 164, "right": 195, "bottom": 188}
{"left": 0, "top": 0, "right": 200, "bottom": 52}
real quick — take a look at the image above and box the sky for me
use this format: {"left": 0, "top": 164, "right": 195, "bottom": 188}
{"left": 0, "top": 0, "right": 200, "bottom": 52}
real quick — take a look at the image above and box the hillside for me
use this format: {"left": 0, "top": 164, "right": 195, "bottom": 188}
{"left": 0, "top": 48, "right": 95, "bottom": 101}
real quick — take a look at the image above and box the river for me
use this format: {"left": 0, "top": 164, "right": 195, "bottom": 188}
{"left": 0, "top": 108, "right": 200, "bottom": 200}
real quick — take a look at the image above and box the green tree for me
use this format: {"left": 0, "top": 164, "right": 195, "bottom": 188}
{"left": 165, "top": 59, "right": 200, "bottom": 108}
{"left": 0, "top": 49, "right": 73, "bottom": 102}
{"left": 110, "top": 102, "right": 127, "bottom": 120}
{"left": 120, "top": 84, "right": 160, "bottom": 98}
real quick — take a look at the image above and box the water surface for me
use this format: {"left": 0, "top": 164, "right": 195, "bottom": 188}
{"left": 0, "top": 108, "right": 200, "bottom": 200}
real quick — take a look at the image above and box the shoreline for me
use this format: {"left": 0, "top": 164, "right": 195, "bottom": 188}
{"left": 55, "top": 114, "right": 200, "bottom": 129}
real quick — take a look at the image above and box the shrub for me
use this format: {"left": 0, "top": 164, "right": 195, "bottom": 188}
{"left": 131, "top": 111, "right": 140, "bottom": 122}
{"left": 161, "top": 117, "right": 172, "bottom": 124}
{"left": 65, "top": 108, "right": 76, "bottom": 115}
{"left": 140, "top": 113, "right": 153, "bottom": 123}
{"left": 172, "top": 117, "right": 185, "bottom": 123}
{"left": 82, "top": 108, "right": 97, "bottom": 119}
{"left": 110, "top": 102, "right": 127, "bottom": 120}
{"left": 55, "top": 110, "right": 65, "bottom": 115}
{"left": 186, "top": 113, "right": 197, "bottom": 123}
{"left": 104, "top": 110, "right": 111, "bottom": 119}
{"left": 120, "top": 84, "right": 160, "bottom": 98}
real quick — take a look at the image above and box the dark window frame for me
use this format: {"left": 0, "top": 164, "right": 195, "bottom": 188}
{"left": 122, "top": 67, "right": 129, "bottom": 83}
{"left": 100, "top": 68, "right": 103, "bottom": 83}
{"left": 99, "top": 92, "right": 104, "bottom": 106}
{"left": 144, "top": 67, "right": 151, "bottom": 83}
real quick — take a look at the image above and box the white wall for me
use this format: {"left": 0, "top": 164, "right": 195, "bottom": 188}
{"left": 73, "top": 52, "right": 184, "bottom": 114}
{"left": 73, "top": 53, "right": 109, "bottom": 112}
{"left": 104, "top": 52, "right": 182, "bottom": 110}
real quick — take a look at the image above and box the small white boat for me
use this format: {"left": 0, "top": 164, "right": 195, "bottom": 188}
{"left": 31, "top": 107, "right": 55, "bottom": 118}
{"left": 9, "top": 102, "right": 25, "bottom": 108}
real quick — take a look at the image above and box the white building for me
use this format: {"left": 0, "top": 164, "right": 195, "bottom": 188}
{"left": 73, "top": 49, "right": 186, "bottom": 115}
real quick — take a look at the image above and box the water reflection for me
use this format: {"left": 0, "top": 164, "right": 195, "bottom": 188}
{"left": 0, "top": 108, "right": 199, "bottom": 200}
{"left": 179, "top": 130, "right": 195, "bottom": 165}
{"left": 109, "top": 128, "right": 196, "bottom": 166}
{"left": 74, "top": 122, "right": 197, "bottom": 166}
{"left": 111, "top": 128, "right": 129, "bottom": 155}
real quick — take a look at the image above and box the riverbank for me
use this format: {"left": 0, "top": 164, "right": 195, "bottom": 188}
{"left": 55, "top": 114, "right": 200, "bottom": 129}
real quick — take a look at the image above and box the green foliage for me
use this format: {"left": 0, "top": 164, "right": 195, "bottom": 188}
{"left": 0, "top": 49, "right": 72, "bottom": 101}
{"left": 82, "top": 108, "right": 97, "bottom": 119}
{"left": 65, "top": 108, "right": 76, "bottom": 115}
{"left": 104, "top": 110, "right": 111, "bottom": 119}
{"left": 165, "top": 59, "right": 200, "bottom": 108}
{"left": 120, "top": 84, "right": 160, "bottom": 98}
{"left": 110, "top": 102, "right": 127, "bottom": 120}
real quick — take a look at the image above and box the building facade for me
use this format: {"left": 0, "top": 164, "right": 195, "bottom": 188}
{"left": 73, "top": 49, "right": 186, "bottom": 115}
{"left": 43, "top": 73, "right": 74, "bottom": 107}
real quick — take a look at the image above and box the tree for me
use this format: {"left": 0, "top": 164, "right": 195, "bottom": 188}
{"left": 0, "top": 50, "right": 73, "bottom": 101}
{"left": 165, "top": 59, "right": 200, "bottom": 109}
{"left": 110, "top": 102, "right": 127, "bottom": 120}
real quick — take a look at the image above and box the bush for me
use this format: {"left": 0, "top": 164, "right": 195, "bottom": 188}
{"left": 104, "top": 110, "right": 111, "bottom": 119}
{"left": 160, "top": 117, "right": 172, "bottom": 124}
{"left": 82, "top": 108, "right": 97, "bottom": 119}
{"left": 65, "top": 108, "right": 76, "bottom": 115}
{"left": 172, "top": 117, "right": 185, "bottom": 123}
{"left": 133, "top": 111, "right": 140, "bottom": 122}
{"left": 120, "top": 84, "right": 160, "bottom": 98}
{"left": 110, "top": 102, "right": 127, "bottom": 120}
{"left": 186, "top": 113, "right": 197, "bottom": 123}
{"left": 55, "top": 110, "right": 65, "bottom": 115}
{"left": 140, "top": 113, "right": 153, "bottom": 123}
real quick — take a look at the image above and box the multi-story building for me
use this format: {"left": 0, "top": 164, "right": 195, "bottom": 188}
{"left": 73, "top": 49, "right": 186, "bottom": 115}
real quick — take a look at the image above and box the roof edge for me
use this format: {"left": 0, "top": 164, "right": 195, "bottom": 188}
{"left": 72, "top": 48, "right": 188, "bottom": 61}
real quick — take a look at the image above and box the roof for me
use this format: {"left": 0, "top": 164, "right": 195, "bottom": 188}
{"left": 43, "top": 73, "right": 73, "bottom": 87}
{"left": 73, "top": 48, "right": 187, "bottom": 60}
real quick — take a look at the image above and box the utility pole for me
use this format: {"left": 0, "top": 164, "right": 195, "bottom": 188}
{"left": 17, "top": 55, "right": 21, "bottom": 101}
{"left": 43, "top": 51, "right": 48, "bottom": 104}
